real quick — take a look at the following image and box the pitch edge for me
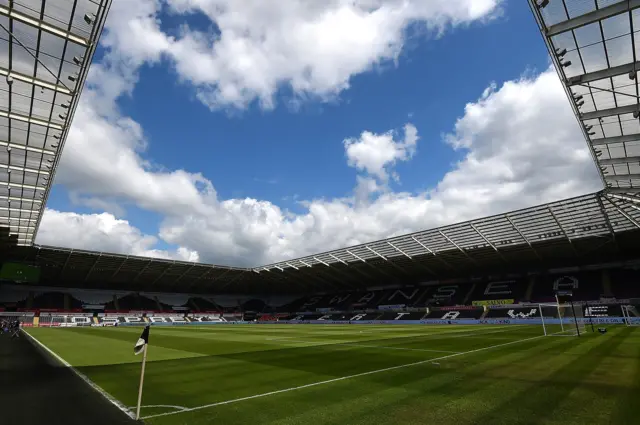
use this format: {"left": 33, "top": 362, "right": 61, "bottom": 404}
{"left": 21, "top": 329, "right": 137, "bottom": 420}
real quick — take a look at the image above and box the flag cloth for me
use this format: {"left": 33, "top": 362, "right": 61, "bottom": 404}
{"left": 134, "top": 325, "right": 150, "bottom": 355}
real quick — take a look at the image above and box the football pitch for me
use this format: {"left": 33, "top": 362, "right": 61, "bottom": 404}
{"left": 25, "top": 324, "right": 640, "bottom": 425}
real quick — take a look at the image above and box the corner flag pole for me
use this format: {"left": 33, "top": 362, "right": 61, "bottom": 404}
{"left": 136, "top": 343, "right": 148, "bottom": 420}
{"left": 133, "top": 325, "right": 150, "bottom": 420}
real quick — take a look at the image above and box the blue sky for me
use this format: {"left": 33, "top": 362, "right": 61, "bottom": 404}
{"left": 37, "top": 0, "right": 601, "bottom": 266}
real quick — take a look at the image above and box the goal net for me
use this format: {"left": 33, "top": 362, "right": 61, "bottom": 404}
{"left": 538, "top": 302, "right": 586, "bottom": 336}
{"left": 621, "top": 305, "right": 640, "bottom": 326}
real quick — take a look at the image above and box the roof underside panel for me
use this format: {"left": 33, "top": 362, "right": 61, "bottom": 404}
{"left": 0, "top": 0, "right": 111, "bottom": 244}
{"left": 531, "top": 0, "right": 640, "bottom": 193}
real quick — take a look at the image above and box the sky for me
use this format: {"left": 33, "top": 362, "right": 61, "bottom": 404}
{"left": 36, "top": 0, "right": 603, "bottom": 267}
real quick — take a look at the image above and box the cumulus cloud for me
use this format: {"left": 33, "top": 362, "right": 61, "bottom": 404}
{"left": 38, "top": 210, "right": 199, "bottom": 262}
{"left": 91, "top": 0, "right": 503, "bottom": 110}
{"left": 35, "top": 0, "right": 602, "bottom": 267}
{"left": 345, "top": 124, "right": 418, "bottom": 183}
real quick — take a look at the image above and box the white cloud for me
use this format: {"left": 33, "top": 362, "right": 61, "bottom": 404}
{"left": 38, "top": 210, "right": 199, "bottom": 262}
{"left": 345, "top": 123, "right": 418, "bottom": 182}
{"left": 44, "top": 66, "right": 601, "bottom": 267}
{"left": 35, "top": 1, "right": 602, "bottom": 267}
{"left": 90, "top": 0, "right": 503, "bottom": 110}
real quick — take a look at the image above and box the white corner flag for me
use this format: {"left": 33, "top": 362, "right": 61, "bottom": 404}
{"left": 134, "top": 325, "right": 150, "bottom": 420}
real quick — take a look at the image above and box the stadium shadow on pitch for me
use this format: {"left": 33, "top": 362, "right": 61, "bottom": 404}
{"left": 72, "top": 328, "right": 569, "bottom": 398}
{"left": 470, "top": 327, "right": 636, "bottom": 424}
{"left": 73, "top": 327, "right": 540, "bottom": 378}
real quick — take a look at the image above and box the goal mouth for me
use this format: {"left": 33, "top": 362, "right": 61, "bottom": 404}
{"left": 538, "top": 302, "right": 586, "bottom": 337}
{"left": 621, "top": 305, "right": 640, "bottom": 326}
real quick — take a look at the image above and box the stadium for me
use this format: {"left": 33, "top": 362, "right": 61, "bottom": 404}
{"left": 1, "top": 1, "right": 640, "bottom": 424}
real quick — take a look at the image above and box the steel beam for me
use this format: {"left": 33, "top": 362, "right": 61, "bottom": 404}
{"left": 591, "top": 134, "right": 640, "bottom": 147}
{"left": 568, "top": 61, "right": 640, "bottom": 87}
{"left": 83, "top": 255, "right": 102, "bottom": 283}
{"left": 470, "top": 223, "right": 507, "bottom": 261}
{"left": 604, "top": 174, "right": 640, "bottom": 181}
{"left": 505, "top": 215, "right": 543, "bottom": 260}
{"left": 0, "top": 181, "right": 47, "bottom": 191}
{"left": 0, "top": 140, "right": 56, "bottom": 155}
{"left": 546, "top": 0, "right": 640, "bottom": 37}
{"left": 438, "top": 230, "right": 478, "bottom": 265}
{"left": 0, "top": 67, "right": 73, "bottom": 94}
{"left": 0, "top": 206, "right": 39, "bottom": 214}
{"left": 608, "top": 193, "right": 640, "bottom": 204}
{"left": 599, "top": 156, "right": 640, "bottom": 165}
{"left": 0, "top": 5, "right": 90, "bottom": 46}
{"left": 0, "top": 195, "right": 42, "bottom": 204}
{"left": 580, "top": 104, "right": 638, "bottom": 121}
{"left": 547, "top": 206, "right": 579, "bottom": 255}
{"left": 0, "top": 109, "right": 65, "bottom": 130}
{"left": 411, "top": 235, "right": 455, "bottom": 270}
{"left": 607, "top": 187, "right": 640, "bottom": 194}
{"left": 0, "top": 163, "right": 50, "bottom": 176}
{"left": 604, "top": 196, "right": 640, "bottom": 229}
{"left": 365, "top": 245, "right": 410, "bottom": 276}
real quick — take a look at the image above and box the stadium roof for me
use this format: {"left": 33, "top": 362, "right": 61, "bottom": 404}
{"left": 530, "top": 0, "right": 640, "bottom": 193}
{"left": 2, "top": 190, "right": 640, "bottom": 294}
{"left": 0, "top": 0, "right": 111, "bottom": 245}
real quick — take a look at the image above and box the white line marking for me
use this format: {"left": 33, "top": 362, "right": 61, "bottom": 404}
{"left": 22, "top": 329, "right": 137, "bottom": 420}
{"left": 265, "top": 338, "right": 460, "bottom": 354}
{"left": 129, "top": 404, "right": 188, "bottom": 412}
{"left": 142, "top": 332, "right": 545, "bottom": 420}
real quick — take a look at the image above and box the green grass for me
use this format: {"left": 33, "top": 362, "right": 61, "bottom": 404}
{"left": 26, "top": 324, "right": 640, "bottom": 425}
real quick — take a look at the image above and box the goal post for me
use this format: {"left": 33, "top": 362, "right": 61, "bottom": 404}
{"left": 621, "top": 305, "right": 640, "bottom": 326}
{"left": 538, "top": 302, "right": 586, "bottom": 336}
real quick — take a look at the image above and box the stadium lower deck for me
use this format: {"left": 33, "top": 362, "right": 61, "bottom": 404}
{"left": 6, "top": 323, "right": 640, "bottom": 425}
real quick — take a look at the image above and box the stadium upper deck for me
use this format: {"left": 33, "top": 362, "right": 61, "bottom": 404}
{"left": 1, "top": 1, "right": 640, "bottom": 296}
{"left": 0, "top": 0, "right": 111, "bottom": 245}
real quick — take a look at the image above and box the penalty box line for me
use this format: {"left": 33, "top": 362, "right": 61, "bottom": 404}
{"left": 142, "top": 332, "right": 546, "bottom": 420}
{"left": 264, "top": 326, "right": 527, "bottom": 354}
{"left": 21, "top": 329, "right": 137, "bottom": 420}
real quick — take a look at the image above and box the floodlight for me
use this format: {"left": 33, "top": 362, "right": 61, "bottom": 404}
{"left": 594, "top": 149, "right": 603, "bottom": 157}
{"left": 630, "top": 71, "right": 637, "bottom": 80}
{"left": 538, "top": 0, "right": 549, "bottom": 8}
{"left": 555, "top": 48, "right": 567, "bottom": 58}
{"left": 576, "top": 100, "right": 584, "bottom": 107}
{"left": 6, "top": 75, "right": 13, "bottom": 85}
{"left": 73, "top": 56, "right": 84, "bottom": 66}
{"left": 68, "top": 73, "right": 78, "bottom": 82}
{"left": 561, "top": 60, "right": 572, "bottom": 68}
{"left": 573, "top": 94, "right": 583, "bottom": 102}
{"left": 59, "top": 113, "right": 68, "bottom": 120}
{"left": 84, "top": 13, "right": 95, "bottom": 25}
{"left": 634, "top": 111, "right": 639, "bottom": 119}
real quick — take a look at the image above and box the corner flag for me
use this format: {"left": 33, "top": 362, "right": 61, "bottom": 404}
{"left": 134, "top": 325, "right": 150, "bottom": 355}
{"left": 134, "top": 325, "right": 150, "bottom": 419}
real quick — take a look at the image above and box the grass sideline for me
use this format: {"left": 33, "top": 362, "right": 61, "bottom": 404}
{"left": 26, "top": 324, "right": 640, "bottom": 425}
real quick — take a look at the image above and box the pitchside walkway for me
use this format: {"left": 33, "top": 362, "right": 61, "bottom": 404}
{"left": 0, "top": 331, "right": 136, "bottom": 425}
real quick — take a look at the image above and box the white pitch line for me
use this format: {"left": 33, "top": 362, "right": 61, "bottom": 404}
{"left": 142, "top": 332, "right": 545, "bottom": 420}
{"left": 265, "top": 338, "right": 460, "bottom": 354}
{"left": 22, "top": 329, "right": 137, "bottom": 420}
{"left": 130, "top": 404, "right": 188, "bottom": 412}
